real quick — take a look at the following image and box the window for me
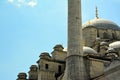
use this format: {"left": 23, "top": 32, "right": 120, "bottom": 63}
{"left": 45, "top": 64, "right": 48, "bottom": 69}
{"left": 112, "top": 33, "right": 116, "bottom": 39}
{"left": 97, "top": 29, "right": 99, "bottom": 37}
{"left": 103, "top": 32, "right": 108, "bottom": 39}
{"left": 58, "top": 65, "right": 61, "bottom": 73}
{"left": 39, "top": 65, "right": 40, "bottom": 70}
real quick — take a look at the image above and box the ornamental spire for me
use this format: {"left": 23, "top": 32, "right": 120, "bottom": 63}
{"left": 96, "top": 6, "right": 99, "bottom": 19}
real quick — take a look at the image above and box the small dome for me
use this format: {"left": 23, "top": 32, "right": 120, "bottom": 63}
{"left": 19, "top": 72, "right": 26, "bottom": 75}
{"left": 17, "top": 72, "right": 27, "bottom": 79}
{"left": 54, "top": 44, "right": 64, "bottom": 49}
{"left": 62, "top": 47, "right": 97, "bottom": 54}
{"left": 30, "top": 65, "right": 37, "bottom": 71}
{"left": 83, "top": 46, "right": 97, "bottom": 54}
{"left": 30, "top": 65, "right": 37, "bottom": 68}
{"left": 40, "top": 52, "right": 51, "bottom": 58}
{"left": 83, "top": 19, "right": 120, "bottom": 30}
{"left": 109, "top": 41, "right": 120, "bottom": 49}
{"left": 40, "top": 52, "right": 49, "bottom": 56}
{"left": 53, "top": 44, "right": 64, "bottom": 51}
{"left": 96, "top": 37, "right": 101, "bottom": 41}
{"left": 107, "top": 47, "right": 117, "bottom": 53}
{"left": 100, "top": 41, "right": 108, "bottom": 46}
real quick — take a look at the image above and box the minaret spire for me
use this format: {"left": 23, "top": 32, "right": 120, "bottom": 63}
{"left": 96, "top": 6, "right": 99, "bottom": 19}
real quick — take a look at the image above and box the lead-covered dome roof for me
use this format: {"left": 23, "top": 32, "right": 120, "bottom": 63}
{"left": 83, "top": 19, "right": 120, "bottom": 30}
{"left": 61, "top": 47, "right": 97, "bottom": 54}
{"left": 83, "top": 46, "right": 97, "bottom": 54}
{"left": 109, "top": 41, "right": 120, "bottom": 49}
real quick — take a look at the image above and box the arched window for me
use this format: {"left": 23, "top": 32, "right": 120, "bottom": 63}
{"left": 58, "top": 65, "right": 62, "bottom": 73}
{"left": 103, "top": 32, "right": 108, "bottom": 39}
{"left": 45, "top": 64, "right": 49, "bottom": 69}
{"left": 39, "top": 65, "right": 40, "bottom": 70}
{"left": 112, "top": 33, "right": 116, "bottom": 39}
{"left": 97, "top": 29, "right": 99, "bottom": 37}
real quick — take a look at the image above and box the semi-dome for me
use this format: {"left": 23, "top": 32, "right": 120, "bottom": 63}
{"left": 83, "top": 18, "right": 120, "bottom": 30}
{"left": 83, "top": 46, "right": 97, "bottom": 54}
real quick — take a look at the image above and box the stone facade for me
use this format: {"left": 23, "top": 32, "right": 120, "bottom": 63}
{"left": 17, "top": 41, "right": 120, "bottom": 80}
{"left": 37, "top": 45, "right": 66, "bottom": 80}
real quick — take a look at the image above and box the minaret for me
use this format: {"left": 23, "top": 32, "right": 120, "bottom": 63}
{"left": 66, "top": 0, "right": 89, "bottom": 80}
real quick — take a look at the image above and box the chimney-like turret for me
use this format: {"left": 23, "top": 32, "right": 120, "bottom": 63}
{"left": 17, "top": 72, "right": 27, "bottom": 80}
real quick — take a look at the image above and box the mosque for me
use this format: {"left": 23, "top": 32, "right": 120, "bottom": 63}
{"left": 17, "top": 0, "right": 120, "bottom": 80}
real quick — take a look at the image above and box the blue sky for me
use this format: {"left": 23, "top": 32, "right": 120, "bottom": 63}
{"left": 0, "top": 0, "right": 120, "bottom": 80}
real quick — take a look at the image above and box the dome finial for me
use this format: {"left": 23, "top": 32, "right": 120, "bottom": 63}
{"left": 95, "top": 6, "right": 99, "bottom": 19}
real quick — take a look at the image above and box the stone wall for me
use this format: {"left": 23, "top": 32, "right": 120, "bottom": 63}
{"left": 52, "top": 51, "right": 67, "bottom": 61}
{"left": 38, "top": 71, "right": 55, "bottom": 80}
{"left": 83, "top": 27, "right": 120, "bottom": 47}
{"left": 37, "top": 57, "right": 65, "bottom": 80}
{"left": 83, "top": 27, "right": 97, "bottom": 47}
{"left": 104, "top": 60, "right": 120, "bottom": 80}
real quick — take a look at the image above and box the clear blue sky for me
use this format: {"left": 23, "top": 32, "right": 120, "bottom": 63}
{"left": 0, "top": 0, "right": 120, "bottom": 80}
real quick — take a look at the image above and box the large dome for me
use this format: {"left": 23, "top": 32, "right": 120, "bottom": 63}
{"left": 83, "top": 19, "right": 120, "bottom": 30}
